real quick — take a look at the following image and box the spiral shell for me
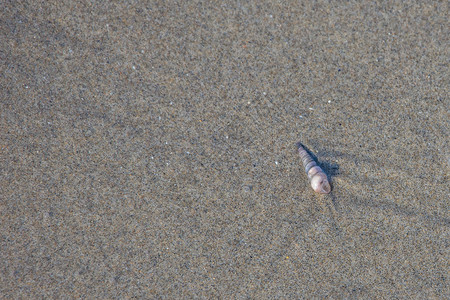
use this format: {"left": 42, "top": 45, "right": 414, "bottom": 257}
{"left": 297, "top": 143, "right": 331, "bottom": 194}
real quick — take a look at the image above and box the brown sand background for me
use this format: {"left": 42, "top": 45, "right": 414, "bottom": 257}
{"left": 1, "top": 1, "right": 449, "bottom": 298}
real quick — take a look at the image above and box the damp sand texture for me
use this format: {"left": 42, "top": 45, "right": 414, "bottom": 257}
{"left": 1, "top": 1, "right": 449, "bottom": 298}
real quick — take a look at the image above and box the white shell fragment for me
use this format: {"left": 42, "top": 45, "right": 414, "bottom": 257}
{"left": 297, "top": 143, "right": 331, "bottom": 194}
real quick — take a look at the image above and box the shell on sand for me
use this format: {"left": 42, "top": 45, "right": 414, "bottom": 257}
{"left": 297, "top": 143, "right": 331, "bottom": 194}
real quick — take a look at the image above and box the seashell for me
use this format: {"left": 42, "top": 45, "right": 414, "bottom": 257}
{"left": 297, "top": 143, "right": 331, "bottom": 194}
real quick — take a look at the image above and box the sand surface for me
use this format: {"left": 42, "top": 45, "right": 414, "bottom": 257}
{"left": 1, "top": 1, "right": 449, "bottom": 298}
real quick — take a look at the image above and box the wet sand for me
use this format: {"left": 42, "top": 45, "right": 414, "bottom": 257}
{"left": 1, "top": 1, "right": 448, "bottom": 298}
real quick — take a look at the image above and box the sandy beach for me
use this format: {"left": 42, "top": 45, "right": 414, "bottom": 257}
{"left": 1, "top": 1, "right": 448, "bottom": 298}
